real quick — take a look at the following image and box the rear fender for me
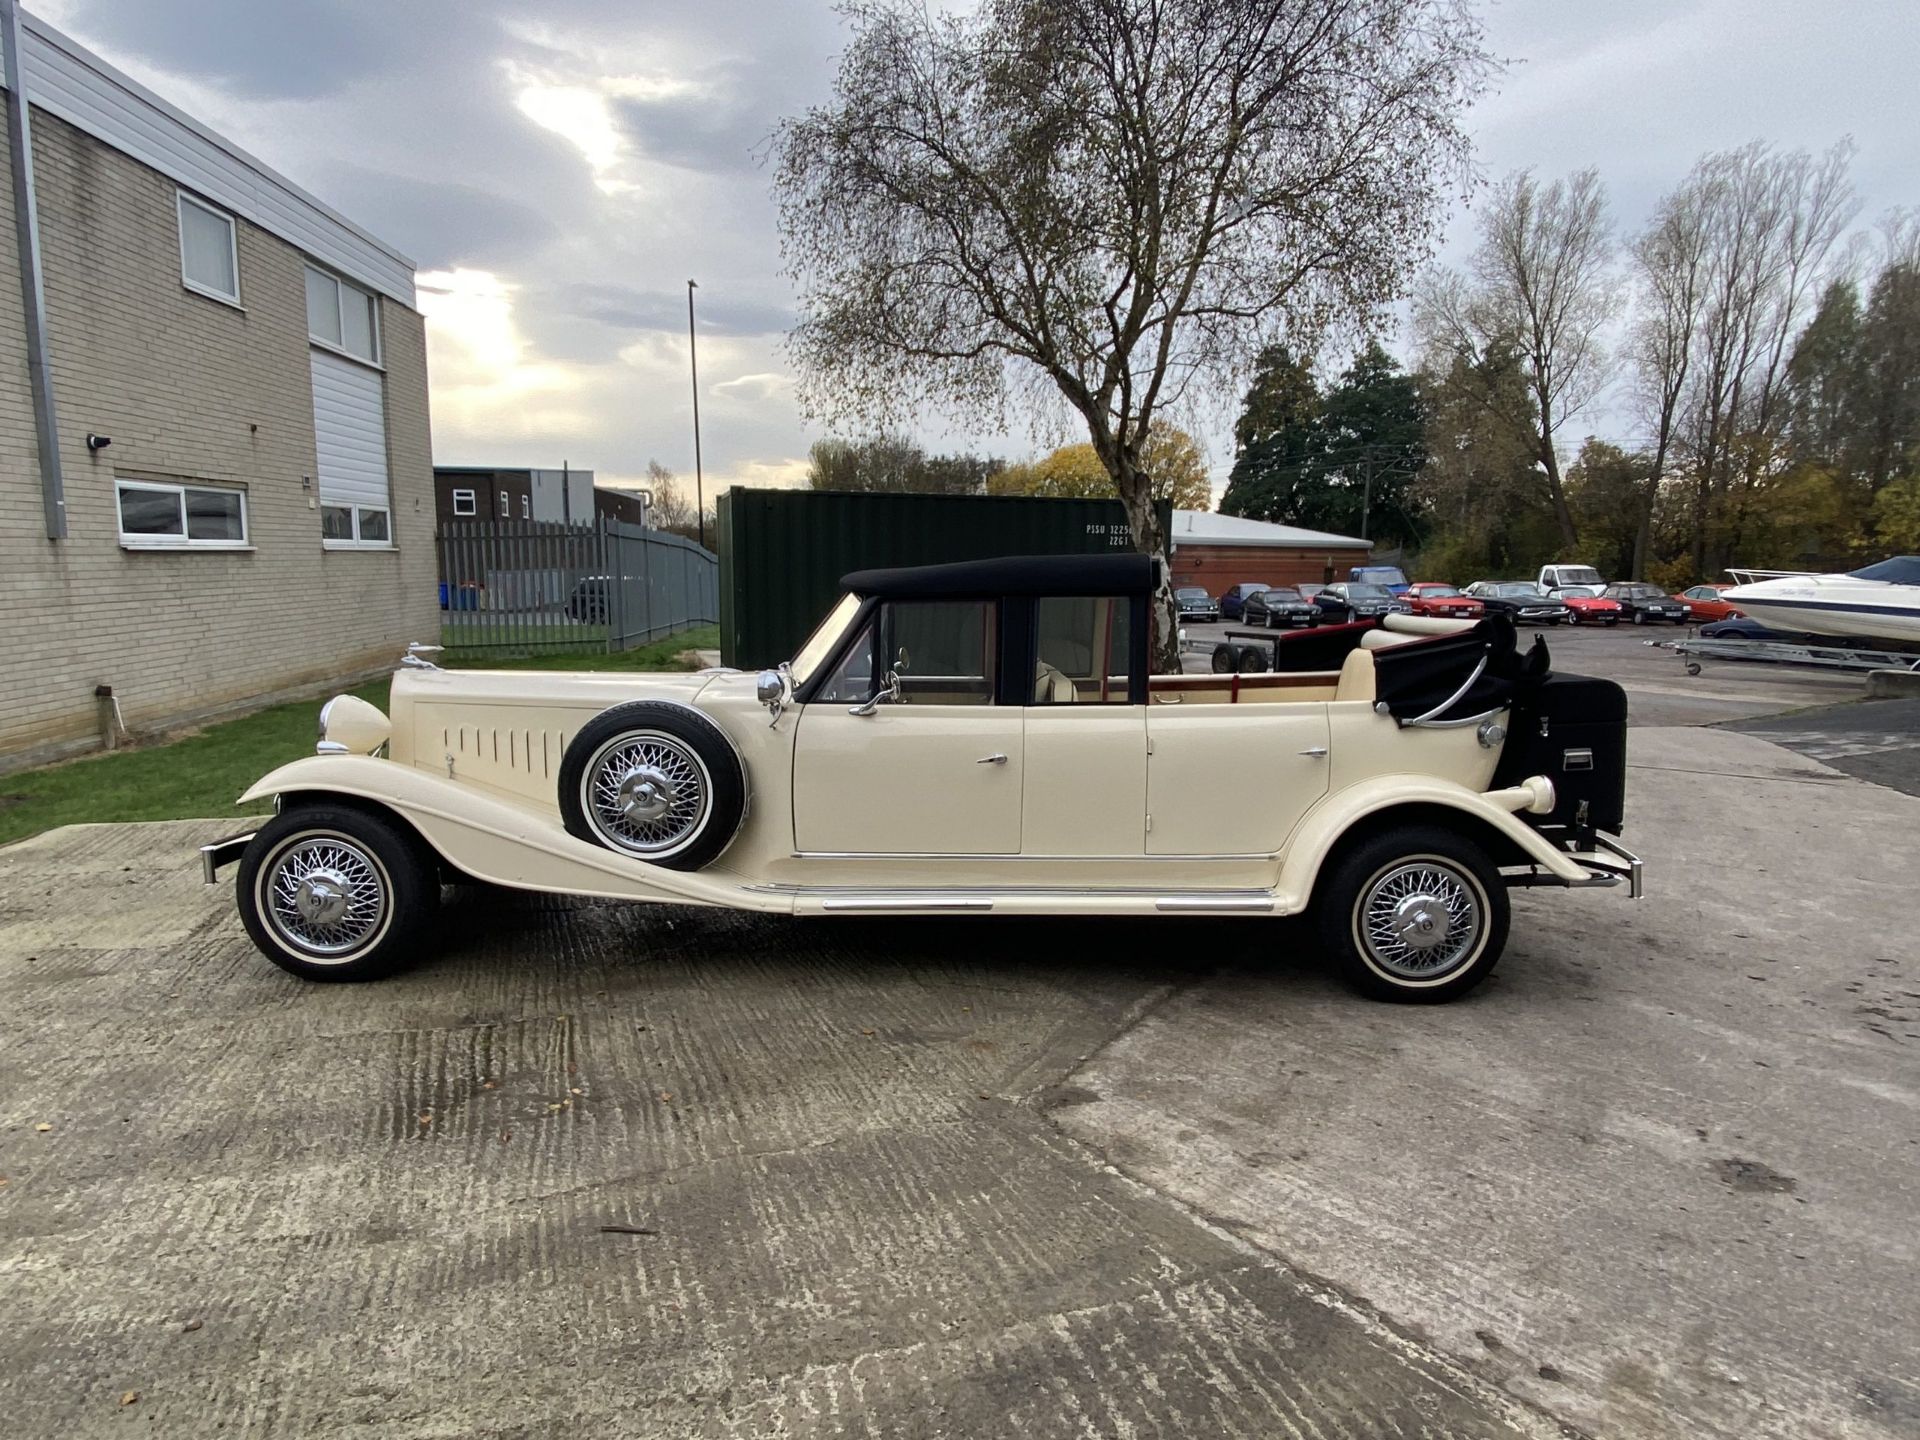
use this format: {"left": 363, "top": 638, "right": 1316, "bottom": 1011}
{"left": 239, "top": 757, "right": 786, "bottom": 911}
{"left": 1273, "top": 774, "right": 1586, "bottom": 912}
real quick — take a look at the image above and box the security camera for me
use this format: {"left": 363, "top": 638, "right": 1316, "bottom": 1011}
{"left": 86, "top": 432, "right": 112, "bottom": 451}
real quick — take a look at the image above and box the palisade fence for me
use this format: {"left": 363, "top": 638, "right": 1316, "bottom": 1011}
{"left": 437, "top": 518, "right": 718, "bottom": 654}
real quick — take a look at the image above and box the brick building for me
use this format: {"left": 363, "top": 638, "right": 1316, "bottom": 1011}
{"left": 1168, "top": 510, "right": 1371, "bottom": 592}
{"left": 433, "top": 465, "right": 649, "bottom": 528}
{"left": 0, "top": 10, "right": 435, "bottom": 770}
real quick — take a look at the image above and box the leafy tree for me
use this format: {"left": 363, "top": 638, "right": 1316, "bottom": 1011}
{"left": 991, "top": 423, "right": 1211, "bottom": 508}
{"left": 642, "top": 461, "right": 716, "bottom": 544}
{"left": 1223, "top": 344, "right": 1426, "bottom": 544}
{"left": 1873, "top": 471, "right": 1920, "bottom": 551}
{"left": 1409, "top": 346, "right": 1559, "bottom": 581}
{"left": 774, "top": 0, "right": 1491, "bottom": 669}
{"left": 806, "top": 436, "right": 1000, "bottom": 494}
{"left": 1564, "top": 439, "right": 1646, "bottom": 580}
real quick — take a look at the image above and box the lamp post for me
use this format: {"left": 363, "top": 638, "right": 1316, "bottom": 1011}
{"left": 687, "top": 279, "right": 705, "bottom": 549}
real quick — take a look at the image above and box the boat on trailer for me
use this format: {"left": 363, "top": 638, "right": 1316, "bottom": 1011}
{"left": 1721, "top": 557, "right": 1920, "bottom": 648}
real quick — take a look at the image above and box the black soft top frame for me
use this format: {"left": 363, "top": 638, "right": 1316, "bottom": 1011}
{"left": 841, "top": 553, "right": 1157, "bottom": 601}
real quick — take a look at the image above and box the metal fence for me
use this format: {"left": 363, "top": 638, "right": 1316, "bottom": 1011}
{"left": 437, "top": 518, "right": 718, "bottom": 654}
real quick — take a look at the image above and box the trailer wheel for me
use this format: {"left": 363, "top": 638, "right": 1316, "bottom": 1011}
{"left": 559, "top": 702, "right": 745, "bottom": 870}
{"left": 1685, "top": 661, "right": 1702, "bottom": 676}
{"left": 1236, "top": 646, "right": 1268, "bottom": 674}
{"left": 1210, "top": 643, "right": 1237, "bottom": 674}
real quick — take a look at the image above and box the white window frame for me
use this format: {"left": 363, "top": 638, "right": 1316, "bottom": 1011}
{"left": 177, "top": 191, "right": 241, "bottom": 307}
{"left": 520, "top": 494, "right": 530, "bottom": 519}
{"left": 304, "top": 263, "right": 382, "bottom": 367}
{"left": 500, "top": 489, "right": 509, "bottom": 515}
{"left": 451, "top": 488, "right": 477, "bottom": 517}
{"left": 116, "top": 478, "right": 250, "bottom": 550}
{"left": 321, "top": 503, "right": 393, "bottom": 550}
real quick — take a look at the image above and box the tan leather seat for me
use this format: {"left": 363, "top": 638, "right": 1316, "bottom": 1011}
{"left": 1334, "top": 647, "right": 1376, "bottom": 703}
{"left": 1034, "top": 662, "right": 1078, "bottom": 704}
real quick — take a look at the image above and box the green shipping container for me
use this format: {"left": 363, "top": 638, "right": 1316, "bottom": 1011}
{"left": 717, "top": 489, "right": 1171, "bottom": 669}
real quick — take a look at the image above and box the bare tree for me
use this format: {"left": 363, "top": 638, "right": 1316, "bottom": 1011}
{"left": 1415, "top": 168, "right": 1618, "bottom": 550}
{"left": 774, "top": 0, "right": 1491, "bottom": 668}
{"left": 1676, "top": 141, "right": 1855, "bottom": 576}
{"left": 1625, "top": 173, "right": 1714, "bottom": 578}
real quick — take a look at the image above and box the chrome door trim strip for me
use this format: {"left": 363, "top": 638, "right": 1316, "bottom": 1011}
{"left": 820, "top": 896, "right": 994, "bottom": 912}
{"left": 1153, "top": 896, "right": 1275, "bottom": 913}
{"left": 788, "top": 849, "right": 1277, "bottom": 862}
{"left": 749, "top": 881, "right": 1275, "bottom": 901}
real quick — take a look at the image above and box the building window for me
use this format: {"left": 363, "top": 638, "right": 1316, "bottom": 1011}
{"left": 178, "top": 192, "right": 239, "bottom": 304}
{"left": 321, "top": 504, "right": 390, "bottom": 544}
{"left": 305, "top": 264, "right": 380, "bottom": 365}
{"left": 500, "top": 490, "right": 509, "bottom": 514}
{"left": 451, "top": 488, "right": 476, "bottom": 517}
{"left": 520, "top": 494, "right": 530, "bottom": 519}
{"left": 116, "top": 478, "right": 247, "bottom": 548}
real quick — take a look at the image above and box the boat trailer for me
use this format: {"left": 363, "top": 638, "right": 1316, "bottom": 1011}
{"left": 1647, "top": 633, "right": 1920, "bottom": 676}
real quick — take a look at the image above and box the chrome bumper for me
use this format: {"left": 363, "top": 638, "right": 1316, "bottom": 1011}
{"left": 1567, "top": 834, "right": 1643, "bottom": 898}
{"left": 199, "top": 831, "right": 255, "bottom": 885}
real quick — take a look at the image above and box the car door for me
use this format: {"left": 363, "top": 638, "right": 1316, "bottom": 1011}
{"left": 792, "top": 598, "right": 1024, "bottom": 854}
{"left": 1021, "top": 593, "right": 1148, "bottom": 855}
{"left": 1146, "top": 701, "right": 1330, "bottom": 856}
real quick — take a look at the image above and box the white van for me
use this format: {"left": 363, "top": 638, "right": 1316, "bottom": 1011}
{"left": 1538, "top": 563, "right": 1606, "bottom": 594}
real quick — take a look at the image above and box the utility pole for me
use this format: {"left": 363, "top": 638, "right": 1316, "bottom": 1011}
{"left": 687, "top": 279, "right": 705, "bottom": 549}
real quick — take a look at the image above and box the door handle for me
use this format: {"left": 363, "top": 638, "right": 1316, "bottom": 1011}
{"left": 1298, "top": 746, "right": 1329, "bottom": 757}
{"left": 976, "top": 753, "right": 1008, "bottom": 765}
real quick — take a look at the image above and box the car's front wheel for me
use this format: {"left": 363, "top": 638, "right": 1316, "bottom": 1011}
{"left": 236, "top": 805, "right": 440, "bottom": 982}
{"left": 1631, "top": 610, "right": 1646, "bottom": 625}
{"left": 1315, "top": 826, "right": 1509, "bottom": 1003}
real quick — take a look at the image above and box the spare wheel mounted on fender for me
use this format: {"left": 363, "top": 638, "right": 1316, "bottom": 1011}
{"left": 557, "top": 701, "right": 747, "bottom": 871}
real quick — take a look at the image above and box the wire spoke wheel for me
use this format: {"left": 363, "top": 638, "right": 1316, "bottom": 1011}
{"left": 583, "top": 730, "right": 712, "bottom": 858}
{"left": 263, "top": 834, "right": 390, "bottom": 959}
{"left": 1356, "top": 857, "right": 1485, "bottom": 981}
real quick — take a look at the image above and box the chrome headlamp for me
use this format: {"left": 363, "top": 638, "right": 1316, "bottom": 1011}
{"left": 317, "top": 694, "right": 392, "bottom": 756}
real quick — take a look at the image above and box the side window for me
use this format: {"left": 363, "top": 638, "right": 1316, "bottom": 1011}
{"left": 1031, "top": 595, "right": 1133, "bottom": 705}
{"left": 884, "top": 600, "right": 995, "bottom": 705}
{"left": 814, "top": 614, "right": 878, "bottom": 704}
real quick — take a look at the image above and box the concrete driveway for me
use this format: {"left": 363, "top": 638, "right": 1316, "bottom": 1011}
{"left": 3, "top": 634, "right": 1914, "bottom": 1438}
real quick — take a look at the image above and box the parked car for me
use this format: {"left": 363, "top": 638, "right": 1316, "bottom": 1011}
{"left": 1311, "top": 581, "right": 1395, "bottom": 622}
{"left": 1538, "top": 563, "right": 1607, "bottom": 594}
{"left": 567, "top": 576, "right": 611, "bottom": 623}
{"left": 1218, "top": 582, "right": 1268, "bottom": 621}
{"left": 1555, "top": 585, "right": 1624, "bottom": 626}
{"left": 203, "top": 553, "right": 1641, "bottom": 1003}
{"left": 1400, "top": 582, "right": 1484, "bottom": 619}
{"left": 1175, "top": 586, "right": 1220, "bottom": 624}
{"left": 1242, "top": 585, "right": 1322, "bottom": 629}
{"left": 1464, "top": 581, "right": 1571, "bottom": 625}
{"left": 1603, "top": 582, "right": 1690, "bottom": 625}
{"left": 1675, "top": 584, "right": 1745, "bottom": 622}
{"left": 1349, "top": 564, "right": 1411, "bottom": 596}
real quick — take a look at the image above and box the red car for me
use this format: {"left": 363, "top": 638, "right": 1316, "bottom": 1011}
{"left": 1674, "top": 584, "right": 1745, "bottom": 621}
{"left": 1558, "top": 586, "right": 1624, "bottom": 625}
{"left": 1402, "top": 582, "right": 1484, "bottom": 618}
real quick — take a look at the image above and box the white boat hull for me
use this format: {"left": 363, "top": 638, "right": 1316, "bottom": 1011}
{"left": 1722, "top": 571, "right": 1920, "bottom": 645}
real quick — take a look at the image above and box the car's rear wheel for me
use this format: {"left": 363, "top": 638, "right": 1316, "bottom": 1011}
{"left": 1631, "top": 610, "right": 1646, "bottom": 625}
{"left": 1316, "top": 826, "right": 1509, "bottom": 1003}
{"left": 558, "top": 702, "right": 746, "bottom": 870}
{"left": 236, "top": 805, "right": 439, "bottom": 982}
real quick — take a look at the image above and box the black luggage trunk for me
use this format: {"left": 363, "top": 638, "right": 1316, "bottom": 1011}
{"left": 1491, "top": 672, "right": 1628, "bottom": 837}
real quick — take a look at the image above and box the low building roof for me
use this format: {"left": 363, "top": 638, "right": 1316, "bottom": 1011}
{"left": 1173, "top": 510, "right": 1370, "bottom": 550}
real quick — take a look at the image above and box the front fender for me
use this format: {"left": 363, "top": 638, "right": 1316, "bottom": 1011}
{"left": 1272, "top": 773, "right": 1587, "bottom": 913}
{"left": 239, "top": 757, "right": 788, "bottom": 912}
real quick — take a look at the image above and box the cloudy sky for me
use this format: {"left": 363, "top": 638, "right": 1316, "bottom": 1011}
{"left": 39, "top": 0, "right": 1920, "bottom": 501}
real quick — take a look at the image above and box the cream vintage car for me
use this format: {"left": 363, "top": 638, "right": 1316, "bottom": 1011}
{"left": 204, "top": 555, "right": 1641, "bottom": 1001}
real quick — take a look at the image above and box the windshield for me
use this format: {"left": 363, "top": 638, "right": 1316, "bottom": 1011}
{"left": 1560, "top": 585, "right": 1602, "bottom": 598}
{"left": 1417, "top": 585, "right": 1461, "bottom": 598}
{"left": 1851, "top": 556, "right": 1920, "bottom": 585}
{"left": 1553, "top": 566, "right": 1603, "bottom": 586}
{"left": 1500, "top": 583, "right": 1549, "bottom": 597}
{"left": 1348, "top": 583, "right": 1392, "bottom": 600}
{"left": 1176, "top": 588, "right": 1208, "bottom": 600}
{"left": 789, "top": 592, "right": 862, "bottom": 684}
{"left": 1355, "top": 567, "right": 1409, "bottom": 586}
{"left": 1263, "top": 586, "right": 1303, "bottom": 602}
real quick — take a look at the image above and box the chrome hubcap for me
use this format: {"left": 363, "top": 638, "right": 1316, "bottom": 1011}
{"left": 265, "top": 837, "right": 388, "bottom": 957}
{"left": 1359, "top": 860, "right": 1483, "bottom": 980}
{"left": 587, "top": 732, "right": 710, "bottom": 856}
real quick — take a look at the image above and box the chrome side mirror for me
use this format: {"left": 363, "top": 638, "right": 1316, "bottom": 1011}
{"left": 849, "top": 669, "right": 901, "bottom": 717}
{"left": 756, "top": 667, "right": 792, "bottom": 727}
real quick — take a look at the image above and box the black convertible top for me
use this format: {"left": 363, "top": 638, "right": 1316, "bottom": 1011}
{"left": 841, "top": 553, "right": 1156, "bottom": 600}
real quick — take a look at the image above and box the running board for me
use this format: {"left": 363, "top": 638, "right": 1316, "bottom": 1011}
{"left": 791, "top": 888, "right": 1278, "bottom": 915}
